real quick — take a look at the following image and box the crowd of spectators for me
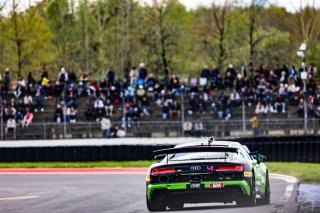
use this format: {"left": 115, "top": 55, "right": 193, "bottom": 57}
{"left": 1, "top": 61, "right": 319, "bottom": 137}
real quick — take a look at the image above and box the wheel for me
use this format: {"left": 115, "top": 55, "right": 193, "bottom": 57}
{"left": 167, "top": 202, "right": 184, "bottom": 209}
{"left": 146, "top": 198, "right": 166, "bottom": 212}
{"left": 237, "top": 173, "right": 256, "bottom": 207}
{"left": 261, "top": 173, "right": 271, "bottom": 204}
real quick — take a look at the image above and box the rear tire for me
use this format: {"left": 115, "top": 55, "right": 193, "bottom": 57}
{"left": 237, "top": 173, "right": 256, "bottom": 207}
{"left": 261, "top": 173, "right": 271, "bottom": 204}
{"left": 146, "top": 198, "right": 166, "bottom": 212}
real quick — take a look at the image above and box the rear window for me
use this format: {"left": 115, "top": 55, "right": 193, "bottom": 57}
{"left": 169, "top": 152, "right": 233, "bottom": 161}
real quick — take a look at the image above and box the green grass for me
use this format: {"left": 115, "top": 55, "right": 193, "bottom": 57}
{"left": 0, "top": 161, "right": 318, "bottom": 183}
{"left": 266, "top": 162, "right": 320, "bottom": 183}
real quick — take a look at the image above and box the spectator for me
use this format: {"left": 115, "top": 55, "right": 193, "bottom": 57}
{"left": 194, "top": 121, "right": 204, "bottom": 137}
{"left": 250, "top": 115, "right": 258, "bottom": 136}
{"left": 34, "top": 89, "right": 44, "bottom": 112}
{"left": 53, "top": 81, "right": 64, "bottom": 98}
{"left": 77, "top": 81, "right": 87, "bottom": 97}
{"left": 5, "top": 117, "right": 16, "bottom": 139}
{"left": 14, "top": 76, "right": 26, "bottom": 98}
{"left": 129, "top": 66, "right": 138, "bottom": 88}
{"left": 69, "top": 106, "right": 77, "bottom": 123}
{"left": 162, "top": 102, "right": 170, "bottom": 120}
{"left": 146, "top": 74, "right": 157, "bottom": 92}
{"left": 229, "top": 89, "right": 241, "bottom": 107}
{"left": 105, "top": 99, "right": 114, "bottom": 116}
{"left": 170, "top": 101, "right": 180, "bottom": 118}
{"left": 183, "top": 121, "right": 193, "bottom": 136}
{"left": 106, "top": 69, "right": 115, "bottom": 85}
{"left": 198, "top": 95, "right": 206, "bottom": 114}
{"left": 54, "top": 104, "right": 64, "bottom": 123}
{"left": 132, "top": 107, "right": 141, "bottom": 127}
{"left": 88, "top": 80, "right": 99, "bottom": 97}
{"left": 58, "top": 66, "right": 68, "bottom": 83}
{"left": 274, "top": 95, "right": 286, "bottom": 113}
{"left": 3, "top": 67, "right": 10, "bottom": 93}
{"left": 116, "top": 126, "right": 126, "bottom": 138}
{"left": 200, "top": 65, "right": 210, "bottom": 80}
{"left": 101, "top": 116, "right": 111, "bottom": 138}
{"left": 209, "top": 103, "right": 216, "bottom": 114}
{"left": 138, "top": 63, "right": 148, "bottom": 81}
{"left": 141, "top": 96, "right": 150, "bottom": 116}
{"left": 170, "top": 75, "right": 181, "bottom": 95}
{"left": 255, "top": 102, "right": 265, "bottom": 114}
{"left": 68, "top": 70, "right": 77, "bottom": 83}
{"left": 22, "top": 110, "right": 33, "bottom": 128}
{"left": 94, "top": 97, "right": 105, "bottom": 120}
{"left": 27, "top": 71, "right": 36, "bottom": 90}
{"left": 40, "top": 66, "right": 49, "bottom": 82}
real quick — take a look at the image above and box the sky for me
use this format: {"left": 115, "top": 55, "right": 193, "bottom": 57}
{"left": 2, "top": 0, "right": 320, "bottom": 14}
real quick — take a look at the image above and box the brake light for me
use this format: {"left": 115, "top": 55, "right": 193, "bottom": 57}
{"left": 216, "top": 165, "right": 244, "bottom": 171}
{"left": 151, "top": 168, "right": 176, "bottom": 175}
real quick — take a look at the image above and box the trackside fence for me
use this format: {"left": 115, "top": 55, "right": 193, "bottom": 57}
{"left": 0, "top": 136, "right": 319, "bottom": 163}
{"left": 1, "top": 118, "right": 320, "bottom": 140}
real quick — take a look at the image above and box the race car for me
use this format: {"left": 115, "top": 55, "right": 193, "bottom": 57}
{"left": 146, "top": 138, "right": 270, "bottom": 211}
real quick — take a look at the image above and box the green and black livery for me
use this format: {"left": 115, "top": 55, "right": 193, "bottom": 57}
{"left": 146, "top": 140, "right": 270, "bottom": 211}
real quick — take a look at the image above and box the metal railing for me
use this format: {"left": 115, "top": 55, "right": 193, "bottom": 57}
{"left": 1, "top": 118, "right": 319, "bottom": 140}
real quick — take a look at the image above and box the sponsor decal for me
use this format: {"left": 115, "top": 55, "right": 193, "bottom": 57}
{"left": 190, "top": 183, "right": 201, "bottom": 189}
{"left": 146, "top": 175, "right": 150, "bottom": 182}
{"left": 244, "top": 171, "right": 252, "bottom": 177}
{"left": 190, "top": 166, "right": 202, "bottom": 171}
{"left": 210, "top": 183, "right": 224, "bottom": 188}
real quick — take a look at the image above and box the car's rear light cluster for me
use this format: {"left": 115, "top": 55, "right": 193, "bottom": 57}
{"left": 216, "top": 165, "right": 244, "bottom": 171}
{"left": 151, "top": 167, "right": 176, "bottom": 175}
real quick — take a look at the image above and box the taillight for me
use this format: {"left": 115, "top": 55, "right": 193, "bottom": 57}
{"left": 151, "top": 167, "right": 176, "bottom": 175}
{"left": 216, "top": 165, "right": 244, "bottom": 171}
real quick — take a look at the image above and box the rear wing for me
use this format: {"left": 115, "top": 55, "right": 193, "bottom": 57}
{"left": 153, "top": 146, "right": 238, "bottom": 159}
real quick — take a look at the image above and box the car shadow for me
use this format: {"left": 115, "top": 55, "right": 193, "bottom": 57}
{"left": 166, "top": 200, "right": 271, "bottom": 212}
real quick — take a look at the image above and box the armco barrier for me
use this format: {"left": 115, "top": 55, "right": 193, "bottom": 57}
{"left": 0, "top": 136, "right": 318, "bottom": 162}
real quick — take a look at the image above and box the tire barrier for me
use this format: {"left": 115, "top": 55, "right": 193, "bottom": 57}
{"left": 0, "top": 136, "right": 319, "bottom": 162}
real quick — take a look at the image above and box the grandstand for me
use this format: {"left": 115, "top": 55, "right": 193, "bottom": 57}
{"left": 1, "top": 63, "right": 319, "bottom": 140}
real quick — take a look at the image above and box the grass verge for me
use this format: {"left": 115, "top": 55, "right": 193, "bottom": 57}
{"left": 266, "top": 162, "right": 320, "bottom": 183}
{"left": 0, "top": 161, "right": 318, "bottom": 183}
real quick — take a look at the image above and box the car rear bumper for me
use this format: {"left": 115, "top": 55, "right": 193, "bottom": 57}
{"left": 147, "top": 180, "right": 251, "bottom": 203}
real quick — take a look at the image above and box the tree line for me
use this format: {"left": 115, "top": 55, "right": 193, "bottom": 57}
{"left": 0, "top": 0, "right": 319, "bottom": 80}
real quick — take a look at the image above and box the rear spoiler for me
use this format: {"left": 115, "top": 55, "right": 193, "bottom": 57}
{"left": 153, "top": 146, "right": 238, "bottom": 158}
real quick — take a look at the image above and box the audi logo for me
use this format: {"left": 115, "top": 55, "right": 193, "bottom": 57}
{"left": 190, "top": 166, "right": 201, "bottom": 171}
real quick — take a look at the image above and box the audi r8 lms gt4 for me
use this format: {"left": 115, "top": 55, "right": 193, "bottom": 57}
{"left": 146, "top": 139, "right": 270, "bottom": 211}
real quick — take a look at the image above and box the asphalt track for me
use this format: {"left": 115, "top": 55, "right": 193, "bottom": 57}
{"left": 0, "top": 170, "right": 299, "bottom": 213}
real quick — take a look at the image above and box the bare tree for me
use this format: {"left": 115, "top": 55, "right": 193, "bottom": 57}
{"left": 211, "top": 0, "right": 231, "bottom": 68}
{"left": 248, "top": 0, "right": 267, "bottom": 70}
{"left": 143, "top": 0, "right": 178, "bottom": 77}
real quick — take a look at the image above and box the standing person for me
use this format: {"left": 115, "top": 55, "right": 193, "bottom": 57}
{"left": 101, "top": 116, "right": 111, "bottom": 138}
{"left": 183, "top": 121, "right": 193, "bottom": 136}
{"left": 129, "top": 66, "right": 138, "bottom": 88}
{"left": 106, "top": 69, "right": 115, "bottom": 85}
{"left": 138, "top": 63, "right": 147, "bottom": 86}
{"left": 250, "top": 115, "right": 258, "bottom": 136}
{"left": 4, "top": 68, "right": 10, "bottom": 93}
{"left": 194, "top": 121, "right": 204, "bottom": 137}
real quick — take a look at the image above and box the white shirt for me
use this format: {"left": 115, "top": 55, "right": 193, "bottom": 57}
{"left": 101, "top": 118, "right": 111, "bottom": 130}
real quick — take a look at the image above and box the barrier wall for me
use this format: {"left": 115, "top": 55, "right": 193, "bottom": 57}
{"left": 0, "top": 136, "right": 318, "bottom": 162}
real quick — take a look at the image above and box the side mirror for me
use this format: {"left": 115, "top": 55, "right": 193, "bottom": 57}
{"left": 257, "top": 154, "right": 267, "bottom": 164}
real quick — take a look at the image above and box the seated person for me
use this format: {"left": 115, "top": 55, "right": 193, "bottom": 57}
{"left": 170, "top": 101, "right": 181, "bottom": 118}
{"left": 5, "top": 117, "right": 16, "bottom": 135}
{"left": 22, "top": 110, "right": 33, "bottom": 128}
